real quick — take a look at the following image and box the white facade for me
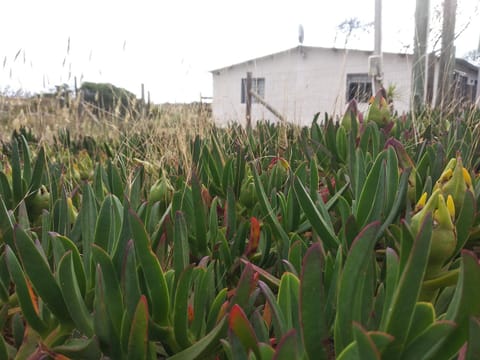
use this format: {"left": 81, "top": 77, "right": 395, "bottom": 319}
{"left": 211, "top": 46, "right": 479, "bottom": 126}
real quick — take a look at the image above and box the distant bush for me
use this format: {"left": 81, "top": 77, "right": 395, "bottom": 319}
{"left": 79, "top": 82, "right": 137, "bottom": 115}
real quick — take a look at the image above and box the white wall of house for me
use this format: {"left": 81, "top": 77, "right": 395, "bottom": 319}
{"left": 211, "top": 46, "right": 414, "bottom": 126}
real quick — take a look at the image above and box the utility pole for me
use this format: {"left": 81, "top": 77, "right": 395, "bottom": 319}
{"left": 369, "top": 0, "right": 383, "bottom": 94}
{"left": 436, "top": 0, "right": 457, "bottom": 110}
{"left": 477, "top": 33, "right": 480, "bottom": 107}
{"left": 412, "top": 0, "right": 430, "bottom": 110}
{"left": 246, "top": 72, "right": 252, "bottom": 130}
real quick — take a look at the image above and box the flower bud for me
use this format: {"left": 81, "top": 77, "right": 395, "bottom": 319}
{"left": 67, "top": 197, "right": 78, "bottom": 224}
{"left": 365, "top": 88, "right": 391, "bottom": 127}
{"left": 434, "top": 155, "right": 474, "bottom": 213}
{"left": 77, "top": 150, "right": 94, "bottom": 180}
{"left": 29, "top": 185, "right": 51, "bottom": 222}
{"left": 340, "top": 99, "right": 360, "bottom": 131}
{"left": 410, "top": 190, "right": 457, "bottom": 280}
{"left": 385, "top": 138, "right": 416, "bottom": 203}
{"left": 148, "top": 174, "right": 174, "bottom": 209}
{"left": 424, "top": 194, "right": 456, "bottom": 279}
{"left": 239, "top": 176, "right": 257, "bottom": 209}
{"left": 31, "top": 185, "right": 50, "bottom": 212}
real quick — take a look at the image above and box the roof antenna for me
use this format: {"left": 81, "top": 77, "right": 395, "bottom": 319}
{"left": 298, "top": 24, "right": 304, "bottom": 45}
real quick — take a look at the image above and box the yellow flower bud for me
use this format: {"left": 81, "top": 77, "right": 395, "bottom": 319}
{"left": 437, "top": 168, "right": 453, "bottom": 184}
{"left": 427, "top": 194, "right": 456, "bottom": 279}
{"left": 434, "top": 155, "right": 475, "bottom": 214}
{"left": 415, "top": 192, "right": 428, "bottom": 212}
{"left": 446, "top": 195, "right": 455, "bottom": 220}
{"left": 462, "top": 168, "right": 472, "bottom": 188}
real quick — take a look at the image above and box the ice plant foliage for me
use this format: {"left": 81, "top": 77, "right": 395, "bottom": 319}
{"left": 0, "top": 105, "right": 479, "bottom": 359}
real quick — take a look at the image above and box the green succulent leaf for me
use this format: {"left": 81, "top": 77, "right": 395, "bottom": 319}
{"left": 14, "top": 225, "right": 71, "bottom": 324}
{"left": 129, "top": 208, "right": 170, "bottom": 326}
{"left": 58, "top": 251, "right": 94, "bottom": 337}
{"left": 293, "top": 175, "right": 338, "bottom": 251}
{"left": 5, "top": 246, "right": 48, "bottom": 335}
{"left": 174, "top": 266, "right": 194, "bottom": 349}
{"left": 334, "top": 221, "right": 380, "bottom": 354}
{"left": 300, "top": 243, "right": 329, "bottom": 360}
{"left": 168, "top": 317, "right": 227, "bottom": 360}
{"left": 382, "top": 214, "right": 433, "bottom": 359}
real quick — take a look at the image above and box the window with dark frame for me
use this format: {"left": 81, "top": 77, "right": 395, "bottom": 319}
{"left": 241, "top": 77, "right": 265, "bottom": 103}
{"left": 346, "top": 73, "right": 372, "bottom": 103}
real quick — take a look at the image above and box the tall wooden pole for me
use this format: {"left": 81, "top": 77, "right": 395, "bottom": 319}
{"left": 412, "top": 0, "right": 430, "bottom": 110}
{"left": 437, "top": 0, "right": 457, "bottom": 110}
{"left": 477, "top": 34, "right": 480, "bottom": 107}
{"left": 246, "top": 72, "right": 252, "bottom": 129}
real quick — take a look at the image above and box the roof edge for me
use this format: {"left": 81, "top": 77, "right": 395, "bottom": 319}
{"left": 209, "top": 45, "right": 413, "bottom": 73}
{"left": 210, "top": 46, "right": 479, "bottom": 74}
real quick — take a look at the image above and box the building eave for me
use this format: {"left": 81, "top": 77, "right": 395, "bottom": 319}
{"left": 209, "top": 45, "right": 413, "bottom": 74}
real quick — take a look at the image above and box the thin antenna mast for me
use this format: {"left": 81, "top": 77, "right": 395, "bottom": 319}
{"left": 298, "top": 24, "right": 304, "bottom": 45}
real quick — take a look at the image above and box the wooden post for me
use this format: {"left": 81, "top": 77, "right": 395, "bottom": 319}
{"left": 412, "top": 0, "right": 430, "bottom": 110}
{"left": 476, "top": 34, "right": 480, "bottom": 108}
{"left": 141, "top": 83, "right": 146, "bottom": 116}
{"left": 250, "top": 90, "right": 286, "bottom": 123}
{"left": 246, "top": 72, "right": 252, "bottom": 129}
{"left": 436, "top": 0, "right": 457, "bottom": 110}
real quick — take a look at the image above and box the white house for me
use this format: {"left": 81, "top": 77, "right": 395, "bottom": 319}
{"left": 211, "top": 46, "right": 479, "bottom": 126}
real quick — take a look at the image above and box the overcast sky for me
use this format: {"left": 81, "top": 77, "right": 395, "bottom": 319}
{"left": 1, "top": 0, "right": 479, "bottom": 103}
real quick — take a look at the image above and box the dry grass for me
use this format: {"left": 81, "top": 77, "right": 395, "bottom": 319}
{"left": 0, "top": 94, "right": 214, "bottom": 176}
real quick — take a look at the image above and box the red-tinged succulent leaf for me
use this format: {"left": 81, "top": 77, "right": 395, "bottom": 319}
{"left": 273, "top": 329, "right": 298, "bottom": 360}
{"left": 245, "top": 217, "right": 261, "bottom": 256}
{"left": 353, "top": 322, "right": 381, "bottom": 359}
{"left": 240, "top": 258, "right": 280, "bottom": 288}
{"left": 229, "top": 304, "right": 261, "bottom": 359}
{"left": 368, "top": 331, "right": 394, "bottom": 353}
{"left": 25, "top": 278, "right": 39, "bottom": 316}
{"left": 230, "top": 262, "right": 255, "bottom": 311}
{"left": 127, "top": 295, "right": 149, "bottom": 360}
{"left": 6, "top": 246, "right": 48, "bottom": 336}
{"left": 259, "top": 281, "right": 288, "bottom": 341}
{"left": 188, "top": 304, "right": 195, "bottom": 324}
{"left": 14, "top": 225, "right": 71, "bottom": 324}
{"left": 263, "top": 301, "right": 272, "bottom": 330}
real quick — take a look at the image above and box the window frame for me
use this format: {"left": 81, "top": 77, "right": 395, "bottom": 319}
{"left": 346, "top": 73, "right": 372, "bottom": 103}
{"left": 241, "top": 77, "right": 265, "bottom": 104}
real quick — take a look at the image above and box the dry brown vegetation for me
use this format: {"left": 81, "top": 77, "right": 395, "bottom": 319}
{"left": 0, "top": 93, "right": 214, "bottom": 175}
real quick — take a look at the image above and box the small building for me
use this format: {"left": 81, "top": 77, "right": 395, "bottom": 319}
{"left": 211, "top": 46, "right": 479, "bottom": 126}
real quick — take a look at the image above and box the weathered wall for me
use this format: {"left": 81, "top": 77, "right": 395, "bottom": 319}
{"left": 212, "top": 46, "right": 414, "bottom": 126}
